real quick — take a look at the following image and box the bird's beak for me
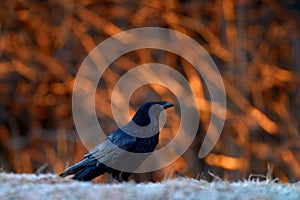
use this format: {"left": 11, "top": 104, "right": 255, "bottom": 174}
{"left": 161, "top": 102, "right": 174, "bottom": 109}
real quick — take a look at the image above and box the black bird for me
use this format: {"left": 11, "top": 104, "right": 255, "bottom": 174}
{"left": 60, "top": 101, "right": 174, "bottom": 181}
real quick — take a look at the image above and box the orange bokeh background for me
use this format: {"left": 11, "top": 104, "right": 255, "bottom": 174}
{"left": 0, "top": 0, "right": 299, "bottom": 182}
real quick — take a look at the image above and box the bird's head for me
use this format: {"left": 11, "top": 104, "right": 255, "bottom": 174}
{"left": 132, "top": 101, "right": 174, "bottom": 126}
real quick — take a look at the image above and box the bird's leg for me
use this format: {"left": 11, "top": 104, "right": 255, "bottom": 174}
{"left": 112, "top": 170, "right": 121, "bottom": 182}
{"left": 121, "top": 172, "right": 132, "bottom": 182}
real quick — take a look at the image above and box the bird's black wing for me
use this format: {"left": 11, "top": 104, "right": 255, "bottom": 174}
{"left": 60, "top": 128, "right": 136, "bottom": 180}
{"left": 84, "top": 128, "right": 136, "bottom": 166}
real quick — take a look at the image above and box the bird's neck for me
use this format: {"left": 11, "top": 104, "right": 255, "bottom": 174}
{"left": 132, "top": 111, "right": 151, "bottom": 126}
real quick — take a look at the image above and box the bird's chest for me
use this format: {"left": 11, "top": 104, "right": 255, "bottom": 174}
{"left": 132, "top": 134, "right": 159, "bottom": 153}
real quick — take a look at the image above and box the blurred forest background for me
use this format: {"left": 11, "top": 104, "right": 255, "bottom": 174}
{"left": 0, "top": 0, "right": 300, "bottom": 183}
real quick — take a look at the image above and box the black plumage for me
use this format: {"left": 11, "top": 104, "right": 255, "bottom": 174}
{"left": 60, "top": 101, "right": 174, "bottom": 181}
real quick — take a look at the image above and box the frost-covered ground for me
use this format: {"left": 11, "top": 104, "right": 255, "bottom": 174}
{"left": 0, "top": 173, "right": 300, "bottom": 200}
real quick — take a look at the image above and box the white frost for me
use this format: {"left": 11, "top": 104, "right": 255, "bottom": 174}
{"left": 0, "top": 173, "right": 300, "bottom": 200}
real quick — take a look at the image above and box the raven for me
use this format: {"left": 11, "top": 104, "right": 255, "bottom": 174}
{"left": 60, "top": 101, "right": 174, "bottom": 181}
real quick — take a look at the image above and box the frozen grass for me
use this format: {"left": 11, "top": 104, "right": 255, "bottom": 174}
{"left": 1, "top": 172, "right": 300, "bottom": 200}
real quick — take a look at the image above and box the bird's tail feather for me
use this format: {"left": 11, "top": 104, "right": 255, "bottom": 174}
{"left": 60, "top": 158, "right": 107, "bottom": 181}
{"left": 60, "top": 158, "right": 90, "bottom": 177}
